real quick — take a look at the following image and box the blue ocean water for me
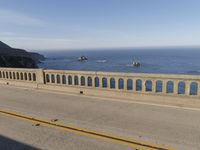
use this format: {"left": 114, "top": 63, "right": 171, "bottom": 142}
{"left": 39, "top": 48, "right": 200, "bottom": 75}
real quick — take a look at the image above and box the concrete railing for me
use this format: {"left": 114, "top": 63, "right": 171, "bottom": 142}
{"left": 0, "top": 68, "right": 200, "bottom": 98}
{"left": 0, "top": 68, "right": 37, "bottom": 83}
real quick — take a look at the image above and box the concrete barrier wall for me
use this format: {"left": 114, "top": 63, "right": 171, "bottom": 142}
{"left": 0, "top": 68, "right": 200, "bottom": 99}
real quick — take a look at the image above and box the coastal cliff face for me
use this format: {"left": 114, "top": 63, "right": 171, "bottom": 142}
{"left": 0, "top": 41, "right": 45, "bottom": 68}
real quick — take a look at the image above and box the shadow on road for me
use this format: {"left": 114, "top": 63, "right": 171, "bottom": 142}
{"left": 0, "top": 135, "right": 38, "bottom": 150}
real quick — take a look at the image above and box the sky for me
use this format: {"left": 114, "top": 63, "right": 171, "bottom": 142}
{"left": 0, "top": 0, "right": 200, "bottom": 51}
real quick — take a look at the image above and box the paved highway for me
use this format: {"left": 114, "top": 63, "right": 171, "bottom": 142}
{"left": 0, "top": 114, "right": 136, "bottom": 150}
{"left": 0, "top": 85, "right": 200, "bottom": 150}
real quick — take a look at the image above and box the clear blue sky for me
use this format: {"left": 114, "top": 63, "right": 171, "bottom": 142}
{"left": 0, "top": 0, "right": 200, "bottom": 50}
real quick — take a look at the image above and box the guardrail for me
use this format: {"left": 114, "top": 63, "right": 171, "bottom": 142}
{"left": 0, "top": 68, "right": 37, "bottom": 83}
{"left": 0, "top": 68, "right": 199, "bottom": 97}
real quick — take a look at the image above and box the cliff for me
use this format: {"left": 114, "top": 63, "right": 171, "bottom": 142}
{"left": 0, "top": 41, "right": 45, "bottom": 68}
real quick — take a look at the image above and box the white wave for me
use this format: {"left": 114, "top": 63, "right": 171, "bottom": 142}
{"left": 96, "top": 60, "right": 107, "bottom": 63}
{"left": 126, "top": 64, "right": 133, "bottom": 67}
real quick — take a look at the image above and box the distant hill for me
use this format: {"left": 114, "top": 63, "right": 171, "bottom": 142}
{"left": 0, "top": 41, "right": 45, "bottom": 68}
{"left": 0, "top": 41, "right": 11, "bottom": 49}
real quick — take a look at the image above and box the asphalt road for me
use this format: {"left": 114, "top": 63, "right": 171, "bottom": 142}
{"left": 0, "top": 85, "right": 200, "bottom": 150}
{"left": 0, "top": 114, "right": 136, "bottom": 150}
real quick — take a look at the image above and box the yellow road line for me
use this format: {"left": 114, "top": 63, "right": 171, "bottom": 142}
{"left": 0, "top": 108, "right": 176, "bottom": 150}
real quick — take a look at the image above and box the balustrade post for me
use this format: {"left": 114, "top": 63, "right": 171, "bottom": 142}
{"left": 55, "top": 74, "right": 58, "bottom": 84}
{"left": 185, "top": 81, "right": 191, "bottom": 96}
{"left": 77, "top": 75, "right": 80, "bottom": 86}
{"left": 76, "top": 75, "right": 80, "bottom": 86}
{"left": 124, "top": 78, "right": 127, "bottom": 91}
{"left": 71, "top": 75, "right": 75, "bottom": 86}
{"left": 36, "top": 69, "right": 44, "bottom": 84}
{"left": 92, "top": 76, "right": 96, "bottom": 87}
{"left": 85, "top": 75, "right": 87, "bottom": 87}
{"left": 133, "top": 79, "right": 137, "bottom": 92}
{"left": 107, "top": 77, "right": 110, "bottom": 89}
{"left": 99, "top": 76, "right": 102, "bottom": 88}
{"left": 86, "top": 76, "right": 89, "bottom": 87}
{"left": 65, "top": 75, "right": 68, "bottom": 85}
{"left": 53, "top": 74, "right": 55, "bottom": 83}
{"left": 162, "top": 80, "right": 167, "bottom": 94}
{"left": 115, "top": 77, "right": 119, "bottom": 90}
{"left": 18, "top": 72, "right": 21, "bottom": 80}
{"left": 60, "top": 74, "right": 63, "bottom": 84}
{"left": 198, "top": 81, "right": 200, "bottom": 96}
{"left": 142, "top": 79, "right": 146, "bottom": 93}
{"left": 173, "top": 80, "right": 178, "bottom": 95}
{"left": 152, "top": 80, "right": 156, "bottom": 93}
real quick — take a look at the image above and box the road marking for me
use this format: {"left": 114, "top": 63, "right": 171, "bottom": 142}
{"left": 0, "top": 108, "right": 175, "bottom": 150}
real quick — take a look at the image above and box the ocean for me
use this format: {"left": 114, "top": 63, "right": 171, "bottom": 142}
{"left": 38, "top": 48, "right": 200, "bottom": 75}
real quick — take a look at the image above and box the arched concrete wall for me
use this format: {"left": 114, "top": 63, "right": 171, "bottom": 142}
{"left": 0, "top": 68, "right": 199, "bottom": 98}
{"left": 0, "top": 68, "right": 37, "bottom": 82}
{"left": 43, "top": 69, "right": 200, "bottom": 97}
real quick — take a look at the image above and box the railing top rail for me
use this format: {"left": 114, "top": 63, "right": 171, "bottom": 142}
{"left": 0, "top": 67, "right": 37, "bottom": 72}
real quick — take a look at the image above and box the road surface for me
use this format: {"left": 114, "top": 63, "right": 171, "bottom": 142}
{"left": 0, "top": 85, "right": 200, "bottom": 150}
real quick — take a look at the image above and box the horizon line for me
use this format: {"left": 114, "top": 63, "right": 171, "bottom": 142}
{"left": 30, "top": 45, "right": 200, "bottom": 52}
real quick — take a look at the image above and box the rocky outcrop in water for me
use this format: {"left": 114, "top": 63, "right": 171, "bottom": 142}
{"left": 0, "top": 41, "right": 45, "bottom": 68}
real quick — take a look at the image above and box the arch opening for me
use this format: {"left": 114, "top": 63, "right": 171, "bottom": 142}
{"left": 136, "top": 79, "right": 142, "bottom": 91}
{"left": 68, "top": 75, "right": 72, "bottom": 85}
{"left": 127, "top": 79, "right": 133, "bottom": 90}
{"left": 81, "top": 76, "right": 85, "bottom": 86}
{"left": 95, "top": 77, "right": 99, "bottom": 87}
{"left": 9, "top": 72, "right": 12, "bottom": 79}
{"left": 17, "top": 72, "right": 19, "bottom": 80}
{"left": 56, "top": 75, "right": 60, "bottom": 84}
{"left": 118, "top": 78, "right": 124, "bottom": 89}
{"left": 46, "top": 74, "right": 50, "bottom": 83}
{"left": 178, "top": 81, "right": 185, "bottom": 94}
{"left": 190, "top": 82, "right": 198, "bottom": 95}
{"left": 74, "top": 76, "right": 79, "bottom": 85}
{"left": 51, "top": 74, "right": 55, "bottom": 83}
{"left": 102, "top": 77, "right": 107, "bottom": 88}
{"left": 110, "top": 78, "right": 115, "bottom": 89}
{"left": 88, "top": 77, "right": 92, "bottom": 87}
{"left": 145, "top": 80, "right": 152, "bottom": 92}
{"left": 62, "top": 75, "right": 66, "bottom": 84}
{"left": 156, "top": 80, "right": 163, "bottom": 92}
{"left": 33, "top": 73, "right": 36, "bottom": 81}
{"left": 167, "top": 81, "right": 174, "bottom": 93}
{"left": 28, "top": 73, "right": 32, "bottom": 81}
{"left": 20, "top": 72, "right": 23, "bottom": 80}
{"left": 24, "top": 73, "right": 27, "bottom": 80}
